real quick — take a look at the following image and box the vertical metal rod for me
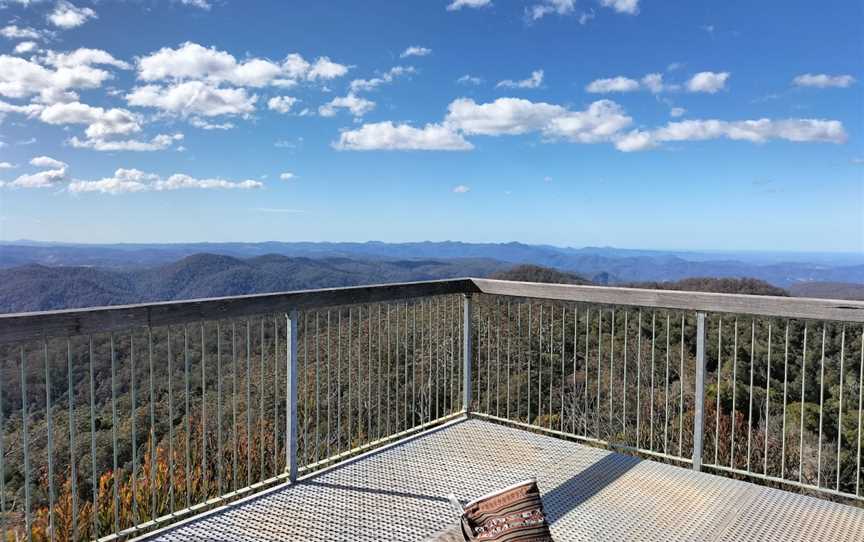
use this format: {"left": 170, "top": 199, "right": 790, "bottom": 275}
{"left": 678, "top": 315, "right": 685, "bottom": 457}
{"left": 0, "top": 344, "right": 6, "bottom": 542}
{"left": 856, "top": 327, "right": 863, "bottom": 496}
{"left": 67, "top": 339, "right": 78, "bottom": 541}
{"left": 43, "top": 341, "right": 55, "bottom": 542}
{"left": 584, "top": 308, "right": 590, "bottom": 437}
{"left": 548, "top": 304, "right": 554, "bottom": 430}
{"left": 597, "top": 310, "right": 602, "bottom": 438}
{"left": 636, "top": 311, "right": 642, "bottom": 447}
{"left": 348, "top": 308, "right": 353, "bottom": 447}
{"left": 572, "top": 306, "right": 578, "bottom": 435}
{"left": 368, "top": 306, "right": 373, "bottom": 439}
{"left": 274, "top": 316, "right": 279, "bottom": 474}
{"left": 610, "top": 310, "right": 615, "bottom": 435}
{"left": 798, "top": 324, "right": 808, "bottom": 483}
{"left": 693, "top": 312, "right": 706, "bottom": 472}
{"left": 836, "top": 326, "right": 846, "bottom": 491}
{"left": 231, "top": 322, "right": 238, "bottom": 491}
{"left": 747, "top": 320, "right": 755, "bottom": 472}
{"left": 538, "top": 305, "right": 544, "bottom": 425}
{"left": 664, "top": 314, "right": 670, "bottom": 455}
{"left": 167, "top": 328, "right": 175, "bottom": 514}
{"left": 260, "top": 319, "right": 265, "bottom": 480}
{"left": 475, "top": 301, "right": 481, "bottom": 412}
{"left": 148, "top": 330, "right": 156, "bottom": 520}
{"left": 338, "top": 310, "right": 343, "bottom": 453}
{"left": 561, "top": 305, "right": 566, "bottom": 432}
{"left": 326, "top": 311, "right": 332, "bottom": 459}
{"left": 389, "top": 303, "right": 394, "bottom": 431}
{"left": 287, "top": 310, "right": 299, "bottom": 482}
{"left": 714, "top": 319, "right": 723, "bottom": 466}
{"left": 378, "top": 304, "right": 383, "bottom": 435}
{"left": 497, "top": 299, "right": 502, "bottom": 418}
{"left": 303, "top": 312, "right": 309, "bottom": 463}
{"left": 516, "top": 302, "right": 522, "bottom": 422}
{"left": 435, "top": 299, "right": 440, "bottom": 421}
{"left": 245, "top": 320, "right": 252, "bottom": 481}
{"left": 216, "top": 323, "right": 223, "bottom": 497}
{"left": 488, "top": 312, "right": 493, "bottom": 416}
{"left": 507, "top": 300, "right": 512, "bottom": 420}
{"left": 730, "top": 319, "right": 739, "bottom": 468}
{"left": 412, "top": 303, "right": 417, "bottom": 423}
{"left": 528, "top": 303, "right": 533, "bottom": 424}
{"left": 91, "top": 336, "right": 100, "bottom": 532}
{"left": 781, "top": 322, "right": 789, "bottom": 480}
{"left": 130, "top": 334, "right": 137, "bottom": 529}
{"left": 649, "top": 312, "right": 656, "bottom": 450}
{"left": 623, "top": 311, "right": 628, "bottom": 436}
{"left": 316, "top": 312, "right": 321, "bottom": 462}
{"left": 21, "top": 347, "right": 32, "bottom": 542}
{"left": 817, "top": 324, "right": 827, "bottom": 487}
{"left": 201, "top": 323, "right": 207, "bottom": 499}
{"left": 404, "top": 302, "right": 409, "bottom": 426}
{"left": 764, "top": 323, "right": 773, "bottom": 475}
{"left": 184, "top": 326, "right": 191, "bottom": 507}
{"left": 463, "top": 295, "right": 473, "bottom": 413}
{"left": 110, "top": 335, "right": 120, "bottom": 532}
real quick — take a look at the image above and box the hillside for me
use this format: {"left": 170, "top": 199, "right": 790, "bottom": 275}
{"left": 489, "top": 264, "right": 593, "bottom": 285}
{"left": 789, "top": 281, "right": 864, "bottom": 301}
{"left": 0, "top": 254, "right": 507, "bottom": 313}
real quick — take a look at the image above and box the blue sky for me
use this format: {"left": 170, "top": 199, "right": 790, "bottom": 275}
{"left": 0, "top": 0, "right": 861, "bottom": 252}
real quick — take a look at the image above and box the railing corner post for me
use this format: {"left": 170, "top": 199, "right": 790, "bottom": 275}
{"left": 286, "top": 309, "right": 299, "bottom": 483}
{"left": 462, "top": 294, "right": 473, "bottom": 415}
{"left": 693, "top": 311, "right": 707, "bottom": 472}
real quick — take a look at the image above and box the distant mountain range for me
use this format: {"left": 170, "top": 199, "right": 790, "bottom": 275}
{"left": 1, "top": 241, "right": 862, "bottom": 288}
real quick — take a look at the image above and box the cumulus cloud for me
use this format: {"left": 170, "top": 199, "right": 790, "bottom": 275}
{"left": 279, "top": 172, "right": 296, "bottom": 181}
{"left": 0, "top": 25, "right": 44, "bottom": 40}
{"left": 400, "top": 46, "right": 431, "bottom": 58}
{"left": 69, "top": 133, "right": 184, "bottom": 151}
{"left": 39, "top": 101, "right": 141, "bottom": 138}
{"left": 527, "top": 0, "right": 575, "bottom": 20}
{"left": 446, "top": 0, "right": 491, "bottom": 10}
{"left": 600, "top": 0, "right": 639, "bottom": 14}
{"left": 457, "top": 74, "right": 482, "bottom": 85}
{"left": 136, "top": 42, "right": 348, "bottom": 87}
{"left": 126, "top": 81, "right": 257, "bottom": 117}
{"left": 496, "top": 69, "right": 543, "bottom": 89}
{"left": 0, "top": 162, "right": 15, "bottom": 169}
{"left": 176, "top": 0, "right": 211, "bottom": 9}
{"left": 615, "top": 118, "right": 847, "bottom": 152}
{"left": 334, "top": 121, "right": 473, "bottom": 151}
{"left": 6, "top": 155, "right": 68, "bottom": 188}
{"left": 792, "top": 73, "right": 855, "bottom": 88}
{"left": 48, "top": 1, "right": 97, "bottom": 29}
{"left": 586, "top": 76, "right": 639, "bottom": 93}
{"left": 14, "top": 41, "right": 38, "bottom": 54}
{"left": 445, "top": 97, "right": 567, "bottom": 135}
{"left": 68, "top": 168, "right": 263, "bottom": 194}
{"left": 189, "top": 117, "right": 234, "bottom": 130}
{"left": 349, "top": 66, "right": 415, "bottom": 93}
{"left": 267, "top": 95, "right": 298, "bottom": 113}
{"left": 319, "top": 93, "right": 375, "bottom": 118}
{"left": 686, "top": 71, "right": 730, "bottom": 93}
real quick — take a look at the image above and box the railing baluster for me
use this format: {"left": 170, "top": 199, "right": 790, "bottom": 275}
{"left": 731, "top": 319, "right": 739, "bottom": 468}
{"left": 21, "top": 346, "right": 32, "bottom": 542}
{"left": 538, "top": 304, "right": 544, "bottom": 425}
{"left": 260, "top": 319, "right": 265, "bottom": 480}
{"left": 231, "top": 322, "right": 238, "bottom": 492}
{"left": 561, "top": 305, "right": 566, "bottom": 433}
{"left": 316, "top": 312, "right": 321, "bottom": 463}
{"left": 413, "top": 303, "right": 417, "bottom": 422}
{"left": 274, "top": 315, "right": 279, "bottom": 475}
{"left": 679, "top": 315, "right": 685, "bottom": 457}
{"left": 148, "top": 329, "right": 157, "bottom": 521}
{"left": 201, "top": 323, "right": 208, "bottom": 499}
{"left": 764, "top": 323, "right": 773, "bottom": 475}
{"left": 131, "top": 333, "right": 137, "bottom": 529}
{"left": 584, "top": 308, "right": 590, "bottom": 438}
{"left": 287, "top": 310, "right": 298, "bottom": 482}
{"left": 528, "top": 303, "right": 533, "bottom": 424}
{"left": 636, "top": 310, "right": 642, "bottom": 447}
{"left": 303, "top": 312, "right": 309, "bottom": 464}
{"left": 597, "top": 309, "right": 602, "bottom": 439}
{"left": 693, "top": 312, "right": 706, "bottom": 472}
{"left": 572, "top": 306, "right": 578, "bottom": 435}
{"left": 610, "top": 309, "right": 615, "bottom": 436}
{"left": 548, "top": 304, "right": 554, "bottom": 430}
{"left": 378, "top": 304, "right": 383, "bottom": 435}
{"left": 747, "top": 320, "right": 755, "bottom": 472}
{"left": 664, "top": 313, "right": 670, "bottom": 455}
{"left": 184, "top": 326, "right": 191, "bottom": 508}
{"left": 326, "top": 310, "right": 332, "bottom": 460}
{"left": 836, "top": 325, "right": 845, "bottom": 491}
{"left": 91, "top": 336, "right": 99, "bottom": 535}
{"left": 43, "top": 340, "right": 55, "bottom": 542}
{"left": 714, "top": 318, "right": 722, "bottom": 466}
{"left": 216, "top": 323, "right": 223, "bottom": 497}
{"left": 0, "top": 345, "right": 5, "bottom": 542}
{"left": 338, "top": 310, "right": 343, "bottom": 454}
{"left": 817, "top": 324, "right": 827, "bottom": 487}
{"left": 435, "top": 299, "right": 440, "bottom": 421}
{"left": 798, "top": 324, "right": 809, "bottom": 483}
{"left": 497, "top": 299, "right": 502, "bottom": 419}
{"left": 856, "top": 327, "right": 863, "bottom": 496}
{"left": 489, "top": 310, "right": 494, "bottom": 416}
{"left": 67, "top": 338, "right": 78, "bottom": 541}
{"left": 781, "top": 322, "right": 789, "bottom": 480}
{"left": 167, "top": 328, "right": 175, "bottom": 515}
{"left": 623, "top": 311, "right": 628, "bottom": 436}
{"left": 649, "top": 312, "right": 656, "bottom": 451}
{"left": 463, "top": 294, "right": 473, "bottom": 413}
{"left": 507, "top": 300, "right": 512, "bottom": 421}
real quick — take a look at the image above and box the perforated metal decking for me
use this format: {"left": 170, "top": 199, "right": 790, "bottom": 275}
{"left": 142, "top": 419, "right": 864, "bottom": 541}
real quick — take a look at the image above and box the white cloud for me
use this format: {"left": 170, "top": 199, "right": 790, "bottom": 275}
{"left": 14, "top": 41, "right": 38, "bottom": 54}
{"left": 615, "top": 118, "right": 847, "bottom": 152}
{"left": 496, "top": 69, "right": 543, "bottom": 89}
{"left": 452, "top": 184, "right": 471, "bottom": 193}
{"left": 349, "top": 66, "right": 415, "bottom": 93}
{"left": 189, "top": 117, "right": 234, "bottom": 130}
{"left": 334, "top": 121, "right": 473, "bottom": 151}
{"left": 599, "top": 0, "right": 639, "bottom": 15}
{"left": 319, "top": 93, "right": 375, "bottom": 118}
{"left": 457, "top": 74, "right": 482, "bottom": 85}
{"left": 792, "top": 73, "right": 855, "bottom": 88}
{"left": 267, "top": 95, "right": 298, "bottom": 113}
{"left": 39, "top": 101, "right": 141, "bottom": 138}
{"left": 527, "top": 0, "right": 574, "bottom": 20}
{"left": 586, "top": 76, "right": 640, "bottom": 93}
{"left": 0, "top": 25, "right": 43, "bottom": 40}
{"left": 542, "top": 100, "right": 634, "bottom": 143}
{"left": 669, "top": 107, "right": 685, "bottom": 118}
{"left": 69, "top": 133, "right": 184, "bottom": 151}
{"left": 68, "top": 168, "right": 263, "bottom": 194}
{"left": 447, "top": 0, "right": 491, "bottom": 10}
{"left": 48, "top": 1, "right": 97, "bottom": 29}
{"left": 177, "top": 0, "right": 211, "bottom": 9}
{"left": 0, "top": 162, "right": 15, "bottom": 169}
{"left": 136, "top": 42, "right": 348, "bottom": 88}
{"left": 279, "top": 172, "right": 295, "bottom": 181}
{"left": 578, "top": 10, "right": 595, "bottom": 24}
{"left": 641, "top": 73, "right": 664, "bottom": 93}
{"left": 445, "top": 97, "right": 565, "bottom": 135}
{"left": 126, "top": 81, "right": 257, "bottom": 117}
{"left": 686, "top": 71, "right": 730, "bottom": 93}
{"left": 400, "top": 46, "right": 431, "bottom": 58}
{"left": 0, "top": 50, "right": 127, "bottom": 102}
{"left": 42, "top": 48, "right": 130, "bottom": 70}
{"left": 6, "top": 155, "right": 67, "bottom": 188}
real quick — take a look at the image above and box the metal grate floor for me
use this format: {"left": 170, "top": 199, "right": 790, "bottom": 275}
{"left": 143, "top": 418, "right": 864, "bottom": 541}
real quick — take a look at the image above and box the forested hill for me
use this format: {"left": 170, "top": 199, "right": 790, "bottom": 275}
{"left": 0, "top": 254, "right": 507, "bottom": 313}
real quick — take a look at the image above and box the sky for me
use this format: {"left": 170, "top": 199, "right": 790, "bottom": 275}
{"left": 0, "top": 0, "right": 861, "bottom": 252}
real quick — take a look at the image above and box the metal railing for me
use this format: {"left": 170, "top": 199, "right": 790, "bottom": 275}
{"left": 1, "top": 278, "right": 863, "bottom": 541}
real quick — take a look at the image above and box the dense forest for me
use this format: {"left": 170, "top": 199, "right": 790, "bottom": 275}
{"left": 1, "top": 262, "right": 862, "bottom": 541}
